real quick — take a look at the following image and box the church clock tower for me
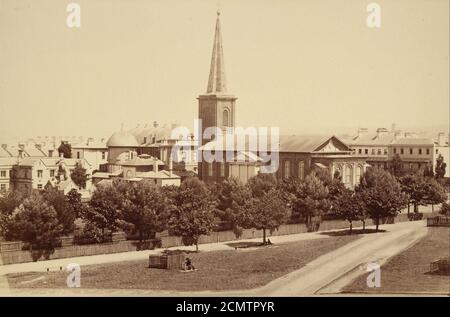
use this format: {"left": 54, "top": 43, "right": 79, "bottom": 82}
{"left": 198, "top": 12, "right": 237, "bottom": 145}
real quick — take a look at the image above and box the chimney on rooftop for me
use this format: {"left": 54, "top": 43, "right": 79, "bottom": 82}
{"left": 153, "top": 121, "right": 159, "bottom": 128}
{"left": 437, "top": 132, "right": 446, "bottom": 146}
{"left": 153, "top": 159, "right": 159, "bottom": 173}
{"left": 357, "top": 128, "right": 368, "bottom": 138}
{"left": 35, "top": 144, "right": 42, "bottom": 150}
{"left": 376, "top": 128, "right": 388, "bottom": 138}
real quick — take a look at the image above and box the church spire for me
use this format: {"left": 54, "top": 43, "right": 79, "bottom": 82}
{"left": 206, "top": 11, "right": 227, "bottom": 94}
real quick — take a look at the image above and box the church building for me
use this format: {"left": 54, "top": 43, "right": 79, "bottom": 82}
{"left": 197, "top": 13, "right": 368, "bottom": 188}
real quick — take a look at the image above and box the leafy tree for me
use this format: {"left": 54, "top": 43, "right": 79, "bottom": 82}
{"left": 400, "top": 174, "right": 446, "bottom": 213}
{"left": 212, "top": 178, "right": 253, "bottom": 238}
{"left": 118, "top": 181, "right": 171, "bottom": 242}
{"left": 57, "top": 142, "right": 72, "bottom": 158}
{"left": 332, "top": 188, "right": 365, "bottom": 234}
{"left": 422, "top": 178, "right": 447, "bottom": 212}
{"left": 169, "top": 178, "right": 216, "bottom": 252}
{"left": 8, "top": 193, "right": 63, "bottom": 261}
{"left": 83, "top": 180, "right": 123, "bottom": 240}
{"left": 248, "top": 188, "right": 290, "bottom": 244}
{"left": 70, "top": 162, "right": 87, "bottom": 189}
{"left": 247, "top": 173, "right": 277, "bottom": 198}
{"left": 292, "top": 174, "right": 330, "bottom": 226}
{"left": 399, "top": 174, "right": 419, "bottom": 214}
{"left": 356, "top": 168, "right": 408, "bottom": 231}
{"left": 435, "top": 154, "right": 447, "bottom": 179}
{"left": 423, "top": 165, "right": 434, "bottom": 178}
{"left": 66, "top": 188, "right": 84, "bottom": 219}
{"left": 310, "top": 168, "right": 346, "bottom": 208}
{"left": 390, "top": 154, "right": 405, "bottom": 178}
{"left": 0, "top": 190, "right": 26, "bottom": 239}
{"left": 41, "top": 185, "right": 76, "bottom": 234}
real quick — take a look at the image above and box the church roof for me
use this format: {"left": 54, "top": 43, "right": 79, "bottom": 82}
{"left": 206, "top": 12, "right": 227, "bottom": 94}
{"left": 199, "top": 134, "right": 351, "bottom": 153}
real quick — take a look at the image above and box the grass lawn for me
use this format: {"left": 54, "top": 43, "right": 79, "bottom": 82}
{"left": 7, "top": 235, "right": 359, "bottom": 291}
{"left": 343, "top": 227, "right": 450, "bottom": 295}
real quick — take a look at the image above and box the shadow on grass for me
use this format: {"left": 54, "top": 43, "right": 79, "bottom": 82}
{"left": 320, "top": 228, "right": 387, "bottom": 237}
{"left": 161, "top": 249, "right": 197, "bottom": 255}
{"left": 225, "top": 241, "right": 271, "bottom": 249}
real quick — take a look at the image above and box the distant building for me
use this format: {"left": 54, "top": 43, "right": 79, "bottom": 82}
{"left": 93, "top": 154, "right": 180, "bottom": 187}
{"left": 72, "top": 138, "right": 108, "bottom": 171}
{"left": 10, "top": 154, "right": 93, "bottom": 194}
{"left": 388, "top": 134, "right": 449, "bottom": 177}
{"left": 343, "top": 128, "right": 394, "bottom": 169}
{"left": 0, "top": 158, "right": 15, "bottom": 192}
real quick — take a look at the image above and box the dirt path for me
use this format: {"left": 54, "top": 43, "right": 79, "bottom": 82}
{"left": 257, "top": 221, "right": 428, "bottom": 296}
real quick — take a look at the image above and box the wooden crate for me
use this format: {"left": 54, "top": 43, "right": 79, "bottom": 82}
{"left": 148, "top": 252, "right": 185, "bottom": 270}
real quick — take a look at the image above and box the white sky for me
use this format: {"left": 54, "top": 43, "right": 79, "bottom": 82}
{"left": 0, "top": 0, "right": 448, "bottom": 141}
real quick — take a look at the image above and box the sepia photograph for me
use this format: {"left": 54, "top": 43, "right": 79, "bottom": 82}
{"left": 0, "top": 0, "right": 448, "bottom": 306}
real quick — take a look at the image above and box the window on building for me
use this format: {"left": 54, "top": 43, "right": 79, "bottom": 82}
{"left": 426, "top": 149, "right": 430, "bottom": 155}
{"left": 384, "top": 149, "right": 388, "bottom": 155}
{"left": 343, "top": 165, "right": 353, "bottom": 187}
{"left": 143, "top": 137, "right": 147, "bottom": 144}
{"left": 358, "top": 149, "right": 362, "bottom": 154}
{"left": 298, "top": 161, "right": 304, "bottom": 180}
{"left": 409, "top": 148, "right": 413, "bottom": 155}
{"left": 419, "top": 149, "right": 422, "bottom": 155}
{"left": 223, "top": 109, "right": 230, "bottom": 127}
{"left": 436, "top": 149, "right": 438, "bottom": 154}
{"left": 37, "top": 184, "right": 43, "bottom": 190}
{"left": 284, "top": 161, "right": 291, "bottom": 179}
{"left": 37, "top": 170, "right": 43, "bottom": 178}
{"left": 50, "top": 169, "right": 55, "bottom": 177}
{"left": 377, "top": 149, "right": 381, "bottom": 155}
{"left": 401, "top": 148, "right": 404, "bottom": 155}
{"left": 371, "top": 149, "right": 375, "bottom": 155}
{"left": 208, "top": 163, "right": 213, "bottom": 176}
{"left": 365, "top": 149, "right": 368, "bottom": 154}
{"left": 220, "top": 162, "right": 225, "bottom": 177}
{"left": 394, "top": 148, "right": 397, "bottom": 154}
{"left": 48, "top": 150, "right": 53, "bottom": 157}
{"left": 0, "top": 171, "right": 6, "bottom": 178}
{"left": 0, "top": 184, "right": 6, "bottom": 191}
{"left": 77, "top": 152, "right": 81, "bottom": 159}
{"left": 356, "top": 165, "right": 363, "bottom": 185}
{"left": 102, "top": 152, "right": 106, "bottom": 160}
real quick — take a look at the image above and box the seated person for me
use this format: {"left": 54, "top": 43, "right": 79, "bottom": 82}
{"left": 185, "top": 257, "right": 195, "bottom": 271}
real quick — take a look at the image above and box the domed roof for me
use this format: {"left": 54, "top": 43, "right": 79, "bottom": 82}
{"left": 106, "top": 131, "right": 139, "bottom": 147}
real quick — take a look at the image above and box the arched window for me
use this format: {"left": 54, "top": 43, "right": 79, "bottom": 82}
{"left": 223, "top": 109, "right": 230, "bottom": 127}
{"left": 298, "top": 161, "right": 304, "bottom": 180}
{"left": 284, "top": 160, "right": 291, "bottom": 179}
{"left": 344, "top": 164, "right": 353, "bottom": 187}
{"left": 356, "top": 165, "right": 363, "bottom": 185}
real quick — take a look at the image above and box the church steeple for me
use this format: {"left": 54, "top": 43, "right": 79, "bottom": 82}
{"left": 198, "top": 12, "right": 236, "bottom": 145}
{"left": 206, "top": 11, "right": 227, "bottom": 94}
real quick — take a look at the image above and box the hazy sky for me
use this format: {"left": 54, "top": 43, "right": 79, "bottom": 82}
{"left": 0, "top": 0, "right": 448, "bottom": 140}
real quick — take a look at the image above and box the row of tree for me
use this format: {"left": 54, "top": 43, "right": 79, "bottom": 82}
{"left": 0, "top": 165, "right": 448, "bottom": 260}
